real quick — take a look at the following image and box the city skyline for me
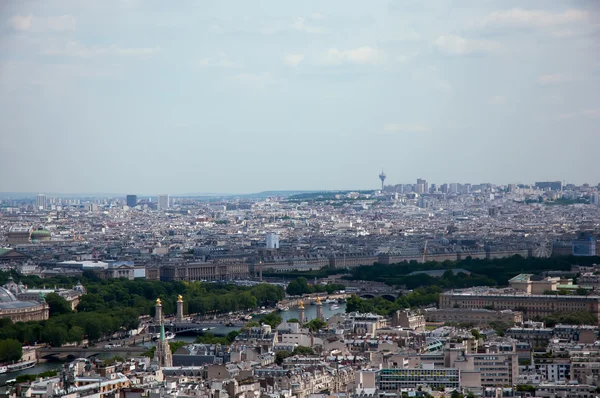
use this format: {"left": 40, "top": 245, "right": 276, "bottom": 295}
{"left": 1, "top": 0, "right": 599, "bottom": 193}
{"left": 0, "top": 175, "right": 597, "bottom": 198}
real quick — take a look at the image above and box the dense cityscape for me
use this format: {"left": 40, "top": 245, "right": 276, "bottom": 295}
{"left": 2, "top": 0, "right": 599, "bottom": 396}
{"left": 0, "top": 175, "right": 599, "bottom": 397}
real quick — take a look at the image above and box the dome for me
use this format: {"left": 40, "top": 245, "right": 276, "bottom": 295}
{"left": 31, "top": 229, "right": 51, "bottom": 238}
{"left": 0, "top": 287, "right": 18, "bottom": 303}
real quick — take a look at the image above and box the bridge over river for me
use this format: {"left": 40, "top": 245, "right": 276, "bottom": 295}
{"left": 37, "top": 346, "right": 147, "bottom": 359}
{"left": 148, "top": 321, "right": 246, "bottom": 335}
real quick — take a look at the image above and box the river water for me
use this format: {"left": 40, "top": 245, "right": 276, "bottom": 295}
{"left": 0, "top": 302, "right": 346, "bottom": 388}
{"left": 0, "top": 361, "right": 61, "bottom": 387}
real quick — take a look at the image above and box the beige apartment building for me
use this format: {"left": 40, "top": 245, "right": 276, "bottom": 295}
{"left": 570, "top": 352, "right": 600, "bottom": 385}
{"left": 391, "top": 309, "right": 426, "bottom": 332}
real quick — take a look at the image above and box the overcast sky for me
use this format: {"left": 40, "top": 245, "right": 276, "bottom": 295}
{"left": 1, "top": 0, "right": 599, "bottom": 194}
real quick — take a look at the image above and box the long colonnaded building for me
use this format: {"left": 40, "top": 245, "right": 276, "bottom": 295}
{"left": 158, "top": 262, "right": 251, "bottom": 282}
{"left": 439, "top": 273, "right": 600, "bottom": 324}
{"left": 439, "top": 288, "right": 600, "bottom": 324}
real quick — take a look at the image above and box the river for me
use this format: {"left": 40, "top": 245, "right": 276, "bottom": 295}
{"left": 0, "top": 302, "right": 346, "bottom": 389}
{"left": 144, "top": 302, "right": 347, "bottom": 344}
{"left": 0, "top": 360, "right": 61, "bottom": 387}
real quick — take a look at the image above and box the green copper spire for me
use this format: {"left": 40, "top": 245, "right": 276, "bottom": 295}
{"left": 160, "top": 321, "right": 165, "bottom": 341}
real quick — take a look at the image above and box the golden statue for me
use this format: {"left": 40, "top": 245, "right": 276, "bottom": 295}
{"left": 315, "top": 297, "right": 322, "bottom": 305}
{"left": 156, "top": 298, "right": 162, "bottom": 305}
{"left": 177, "top": 295, "right": 183, "bottom": 301}
{"left": 298, "top": 300, "right": 304, "bottom": 309}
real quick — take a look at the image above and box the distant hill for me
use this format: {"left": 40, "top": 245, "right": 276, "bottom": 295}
{"left": 0, "top": 190, "right": 372, "bottom": 200}
{"left": 288, "top": 190, "right": 377, "bottom": 200}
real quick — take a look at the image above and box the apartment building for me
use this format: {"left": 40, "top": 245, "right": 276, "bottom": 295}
{"left": 391, "top": 341, "right": 519, "bottom": 388}
{"left": 391, "top": 309, "right": 426, "bottom": 332}
{"left": 377, "top": 367, "right": 460, "bottom": 391}
{"left": 570, "top": 352, "right": 600, "bottom": 384}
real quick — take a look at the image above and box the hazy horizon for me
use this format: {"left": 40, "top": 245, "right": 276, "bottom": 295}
{"left": 1, "top": 0, "right": 599, "bottom": 193}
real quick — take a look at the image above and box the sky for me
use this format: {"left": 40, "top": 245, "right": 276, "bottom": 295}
{"left": 0, "top": 0, "right": 599, "bottom": 194}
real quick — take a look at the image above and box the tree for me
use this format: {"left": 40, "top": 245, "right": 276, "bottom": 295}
{"left": 471, "top": 329, "right": 481, "bottom": 340}
{"left": 275, "top": 350, "right": 292, "bottom": 364}
{"left": 242, "top": 321, "right": 260, "bottom": 330}
{"left": 292, "top": 346, "right": 314, "bottom": 355}
{"left": 45, "top": 293, "right": 72, "bottom": 316}
{"left": 286, "top": 277, "right": 311, "bottom": 295}
{"left": 194, "top": 333, "right": 229, "bottom": 345}
{"left": 43, "top": 325, "right": 68, "bottom": 347}
{"left": 304, "top": 318, "right": 327, "bottom": 332}
{"left": 0, "top": 339, "right": 22, "bottom": 362}
{"left": 67, "top": 326, "right": 84, "bottom": 344}
{"left": 287, "top": 318, "right": 299, "bottom": 323}
{"left": 82, "top": 317, "right": 104, "bottom": 342}
{"left": 261, "top": 313, "right": 282, "bottom": 328}
{"left": 226, "top": 330, "right": 239, "bottom": 343}
{"left": 516, "top": 385, "right": 536, "bottom": 393}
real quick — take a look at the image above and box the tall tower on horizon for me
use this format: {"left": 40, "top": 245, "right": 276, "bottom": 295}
{"left": 36, "top": 194, "right": 47, "bottom": 210}
{"left": 379, "top": 170, "right": 387, "bottom": 191}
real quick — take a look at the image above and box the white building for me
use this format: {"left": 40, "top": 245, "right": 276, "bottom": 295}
{"left": 266, "top": 232, "right": 279, "bottom": 249}
{"left": 158, "top": 194, "right": 170, "bottom": 210}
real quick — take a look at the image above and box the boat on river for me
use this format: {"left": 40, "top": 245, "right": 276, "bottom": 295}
{"left": 7, "top": 360, "right": 36, "bottom": 373}
{"left": 152, "top": 332, "right": 176, "bottom": 341}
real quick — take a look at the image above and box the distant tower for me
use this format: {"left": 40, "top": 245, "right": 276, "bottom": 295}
{"left": 154, "top": 298, "right": 163, "bottom": 324}
{"left": 315, "top": 296, "right": 323, "bottom": 320}
{"left": 176, "top": 295, "right": 184, "bottom": 322}
{"left": 298, "top": 300, "right": 306, "bottom": 324}
{"left": 157, "top": 194, "right": 169, "bottom": 210}
{"left": 36, "top": 194, "right": 47, "bottom": 210}
{"left": 379, "top": 170, "right": 386, "bottom": 191}
{"left": 126, "top": 195, "right": 137, "bottom": 208}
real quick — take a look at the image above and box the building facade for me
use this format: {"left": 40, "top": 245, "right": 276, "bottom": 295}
{"left": 424, "top": 308, "right": 523, "bottom": 325}
{"left": 126, "top": 195, "right": 137, "bottom": 208}
{"left": 159, "top": 262, "right": 250, "bottom": 282}
{"left": 439, "top": 290, "right": 600, "bottom": 324}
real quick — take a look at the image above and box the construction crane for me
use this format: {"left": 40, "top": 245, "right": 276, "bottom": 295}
{"left": 422, "top": 240, "right": 428, "bottom": 263}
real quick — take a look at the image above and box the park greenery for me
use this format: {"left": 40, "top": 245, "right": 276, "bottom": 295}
{"left": 285, "top": 277, "right": 345, "bottom": 296}
{"left": 345, "top": 255, "right": 600, "bottom": 288}
{"left": 0, "top": 270, "right": 284, "bottom": 348}
{"left": 0, "top": 338, "right": 23, "bottom": 363}
{"left": 346, "top": 286, "right": 443, "bottom": 315}
{"left": 535, "top": 311, "right": 597, "bottom": 327}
